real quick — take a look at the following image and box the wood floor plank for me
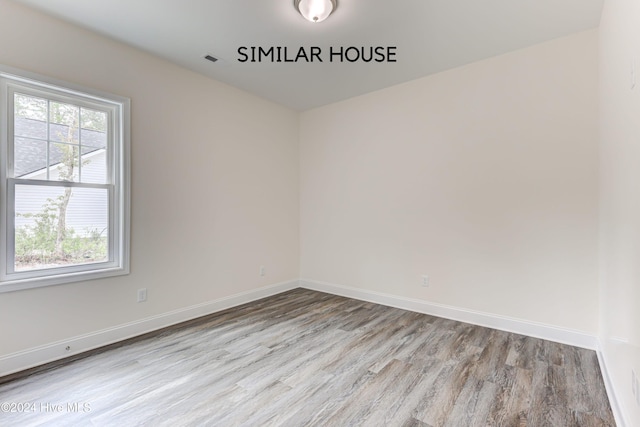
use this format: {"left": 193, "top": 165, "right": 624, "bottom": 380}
{"left": 321, "top": 358, "right": 416, "bottom": 426}
{"left": 414, "top": 357, "right": 476, "bottom": 426}
{"left": 443, "top": 377, "right": 498, "bottom": 427}
{"left": 360, "top": 361, "right": 436, "bottom": 425}
{"left": 0, "top": 288, "right": 616, "bottom": 426}
{"left": 485, "top": 364, "right": 532, "bottom": 426}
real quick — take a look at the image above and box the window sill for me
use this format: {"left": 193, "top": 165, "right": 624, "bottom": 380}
{"left": 0, "top": 265, "right": 130, "bottom": 293}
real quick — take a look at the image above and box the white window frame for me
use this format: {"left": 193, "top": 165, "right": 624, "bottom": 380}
{"left": 0, "top": 65, "right": 130, "bottom": 292}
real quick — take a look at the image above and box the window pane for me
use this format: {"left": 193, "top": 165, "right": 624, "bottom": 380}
{"left": 14, "top": 94, "right": 47, "bottom": 121}
{"left": 81, "top": 128, "right": 107, "bottom": 149}
{"left": 14, "top": 184, "right": 109, "bottom": 272}
{"left": 15, "top": 116, "right": 47, "bottom": 140}
{"left": 80, "top": 147, "right": 107, "bottom": 184}
{"left": 14, "top": 137, "right": 47, "bottom": 178}
{"left": 49, "top": 102, "right": 79, "bottom": 143}
{"left": 14, "top": 94, "right": 47, "bottom": 142}
{"left": 50, "top": 143, "right": 80, "bottom": 182}
{"left": 81, "top": 108, "right": 107, "bottom": 133}
{"left": 50, "top": 122, "right": 79, "bottom": 144}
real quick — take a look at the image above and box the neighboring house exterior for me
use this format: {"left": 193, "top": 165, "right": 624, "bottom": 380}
{"left": 13, "top": 116, "right": 108, "bottom": 239}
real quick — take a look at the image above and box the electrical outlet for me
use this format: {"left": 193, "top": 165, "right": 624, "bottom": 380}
{"left": 421, "top": 275, "right": 429, "bottom": 287}
{"left": 137, "top": 288, "right": 147, "bottom": 303}
{"left": 260, "top": 266, "right": 265, "bottom": 276}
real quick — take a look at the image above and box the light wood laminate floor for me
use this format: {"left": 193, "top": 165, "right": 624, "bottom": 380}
{"left": 0, "top": 288, "right": 615, "bottom": 426}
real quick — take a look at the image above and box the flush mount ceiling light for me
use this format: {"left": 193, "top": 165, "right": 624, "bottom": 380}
{"left": 294, "top": 0, "right": 337, "bottom": 23}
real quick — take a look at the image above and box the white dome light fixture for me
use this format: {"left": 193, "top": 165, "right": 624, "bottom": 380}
{"left": 294, "top": 0, "right": 337, "bottom": 23}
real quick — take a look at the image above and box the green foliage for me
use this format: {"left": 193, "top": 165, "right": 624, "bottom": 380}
{"left": 15, "top": 195, "right": 107, "bottom": 268}
{"left": 14, "top": 93, "right": 47, "bottom": 121}
{"left": 15, "top": 204, "right": 58, "bottom": 265}
{"left": 61, "top": 228, "right": 108, "bottom": 261}
{"left": 81, "top": 108, "right": 107, "bottom": 132}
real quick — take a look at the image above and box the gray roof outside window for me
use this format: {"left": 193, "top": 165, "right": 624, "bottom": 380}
{"left": 13, "top": 117, "right": 105, "bottom": 177}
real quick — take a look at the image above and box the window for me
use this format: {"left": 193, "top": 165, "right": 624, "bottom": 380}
{"left": 0, "top": 66, "right": 130, "bottom": 292}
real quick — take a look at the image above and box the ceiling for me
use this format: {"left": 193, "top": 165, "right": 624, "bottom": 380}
{"left": 12, "top": 0, "right": 603, "bottom": 111}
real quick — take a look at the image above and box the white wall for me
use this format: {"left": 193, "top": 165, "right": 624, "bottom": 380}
{"left": 300, "top": 30, "right": 599, "bottom": 333}
{"left": 0, "top": 0, "right": 299, "bottom": 357}
{"left": 599, "top": 0, "right": 640, "bottom": 424}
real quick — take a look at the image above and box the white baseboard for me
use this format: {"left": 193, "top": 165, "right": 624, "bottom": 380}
{"left": 0, "top": 279, "right": 299, "bottom": 377}
{"left": 597, "top": 347, "right": 629, "bottom": 427}
{"left": 300, "top": 279, "right": 599, "bottom": 350}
